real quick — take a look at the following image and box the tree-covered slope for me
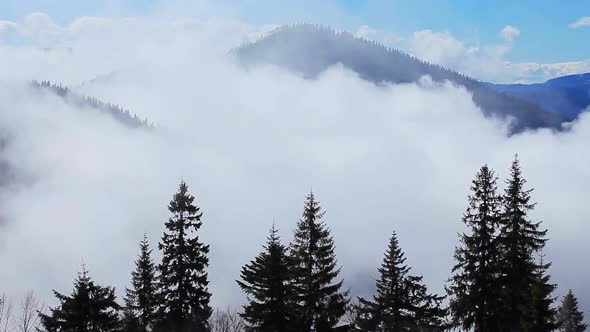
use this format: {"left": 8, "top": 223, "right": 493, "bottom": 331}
{"left": 31, "top": 80, "right": 151, "bottom": 129}
{"left": 489, "top": 73, "right": 590, "bottom": 119}
{"left": 234, "top": 24, "right": 568, "bottom": 134}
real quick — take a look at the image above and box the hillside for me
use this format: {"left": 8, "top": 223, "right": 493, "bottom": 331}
{"left": 490, "top": 73, "right": 590, "bottom": 119}
{"left": 31, "top": 81, "right": 151, "bottom": 129}
{"left": 234, "top": 24, "right": 568, "bottom": 134}
{"left": 0, "top": 81, "right": 150, "bottom": 193}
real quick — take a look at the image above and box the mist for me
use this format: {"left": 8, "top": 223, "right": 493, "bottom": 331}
{"left": 0, "top": 14, "right": 589, "bottom": 319}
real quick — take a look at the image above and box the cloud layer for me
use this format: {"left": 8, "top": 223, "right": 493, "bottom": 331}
{"left": 0, "top": 14, "right": 589, "bottom": 320}
{"left": 570, "top": 17, "right": 590, "bottom": 29}
{"left": 355, "top": 23, "right": 590, "bottom": 84}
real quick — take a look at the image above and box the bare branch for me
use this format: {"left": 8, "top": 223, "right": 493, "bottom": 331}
{"left": 0, "top": 294, "right": 14, "bottom": 332}
{"left": 209, "top": 307, "right": 245, "bottom": 332}
{"left": 16, "top": 291, "right": 43, "bottom": 332}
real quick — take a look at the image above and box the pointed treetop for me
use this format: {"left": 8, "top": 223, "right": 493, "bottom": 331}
{"left": 507, "top": 154, "right": 527, "bottom": 187}
{"left": 558, "top": 289, "right": 587, "bottom": 332}
{"left": 267, "top": 223, "right": 281, "bottom": 245}
{"left": 302, "top": 191, "right": 326, "bottom": 222}
{"left": 270, "top": 222, "right": 278, "bottom": 235}
{"left": 78, "top": 262, "right": 90, "bottom": 282}
{"left": 141, "top": 233, "right": 149, "bottom": 246}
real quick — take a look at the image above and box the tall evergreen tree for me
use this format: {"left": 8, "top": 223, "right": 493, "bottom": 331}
{"left": 123, "top": 234, "right": 159, "bottom": 332}
{"left": 290, "top": 191, "right": 349, "bottom": 332}
{"left": 354, "top": 231, "right": 446, "bottom": 332}
{"left": 237, "top": 225, "right": 296, "bottom": 332}
{"left": 558, "top": 290, "right": 587, "bottom": 332}
{"left": 447, "top": 165, "right": 503, "bottom": 332}
{"left": 523, "top": 256, "right": 558, "bottom": 332}
{"left": 497, "top": 156, "right": 548, "bottom": 331}
{"left": 157, "top": 181, "right": 212, "bottom": 332}
{"left": 39, "top": 266, "right": 121, "bottom": 332}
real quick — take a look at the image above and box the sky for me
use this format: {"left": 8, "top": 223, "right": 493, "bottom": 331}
{"left": 0, "top": 0, "right": 589, "bottom": 64}
{"left": 1, "top": 0, "right": 590, "bottom": 326}
{"left": 1, "top": 0, "right": 589, "bottom": 83}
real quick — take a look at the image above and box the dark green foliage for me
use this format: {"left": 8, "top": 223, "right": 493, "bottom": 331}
{"left": 39, "top": 267, "right": 121, "bottom": 332}
{"left": 157, "top": 181, "right": 212, "bottom": 332}
{"left": 348, "top": 299, "right": 379, "bottom": 332}
{"left": 290, "top": 192, "right": 349, "bottom": 332}
{"left": 523, "top": 257, "right": 558, "bottom": 332}
{"left": 237, "top": 225, "right": 296, "bottom": 332}
{"left": 354, "top": 231, "right": 446, "bottom": 332}
{"left": 558, "top": 290, "right": 587, "bottom": 332}
{"left": 123, "top": 234, "right": 159, "bottom": 332}
{"left": 447, "top": 165, "right": 503, "bottom": 332}
{"left": 496, "top": 156, "right": 549, "bottom": 330}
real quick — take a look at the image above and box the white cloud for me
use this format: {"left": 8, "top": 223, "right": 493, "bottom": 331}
{"left": 570, "top": 17, "right": 590, "bottom": 29}
{"left": 365, "top": 24, "right": 589, "bottom": 83}
{"left": 0, "top": 20, "right": 19, "bottom": 38}
{"left": 411, "top": 30, "right": 466, "bottom": 65}
{"left": 509, "top": 60, "right": 590, "bottom": 82}
{"left": 409, "top": 29, "right": 515, "bottom": 82}
{"left": 355, "top": 24, "right": 404, "bottom": 48}
{"left": 22, "top": 12, "right": 64, "bottom": 46}
{"left": 1, "top": 14, "right": 590, "bottom": 318}
{"left": 501, "top": 25, "right": 520, "bottom": 42}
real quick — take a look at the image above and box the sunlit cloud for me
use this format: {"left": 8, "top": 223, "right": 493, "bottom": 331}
{"left": 570, "top": 17, "right": 590, "bottom": 29}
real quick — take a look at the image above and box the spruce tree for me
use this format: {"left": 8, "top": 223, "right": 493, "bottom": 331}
{"left": 524, "top": 257, "right": 558, "bottom": 332}
{"left": 39, "top": 266, "right": 121, "bottom": 332}
{"left": 290, "top": 191, "right": 349, "bottom": 332}
{"left": 497, "top": 156, "right": 548, "bottom": 331}
{"left": 447, "top": 165, "right": 503, "bottom": 332}
{"left": 355, "top": 231, "right": 446, "bottom": 332}
{"left": 558, "top": 290, "right": 587, "bottom": 332}
{"left": 157, "top": 181, "right": 212, "bottom": 332}
{"left": 237, "top": 225, "right": 296, "bottom": 332}
{"left": 123, "top": 234, "right": 159, "bottom": 332}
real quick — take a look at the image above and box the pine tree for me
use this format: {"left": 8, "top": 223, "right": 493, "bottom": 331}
{"left": 237, "top": 225, "right": 296, "bottom": 332}
{"left": 497, "top": 156, "right": 548, "bottom": 331}
{"left": 290, "top": 191, "right": 349, "bottom": 332}
{"left": 447, "top": 165, "right": 503, "bottom": 332}
{"left": 157, "top": 181, "right": 212, "bottom": 332}
{"left": 39, "top": 266, "right": 121, "bottom": 332}
{"left": 123, "top": 234, "right": 159, "bottom": 332}
{"left": 523, "top": 256, "right": 558, "bottom": 332}
{"left": 355, "top": 231, "right": 446, "bottom": 332}
{"left": 558, "top": 290, "right": 587, "bottom": 332}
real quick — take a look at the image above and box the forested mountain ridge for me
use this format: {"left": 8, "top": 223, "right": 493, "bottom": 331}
{"left": 489, "top": 73, "right": 590, "bottom": 119}
{"left": 234, "top": 24, "right": 569, "bottom": 134}
{"left": 30, "top": 80, "right": 151, "bottom": 129}
{"left": 0, "top": 81, "right": 150, "bottom": 192}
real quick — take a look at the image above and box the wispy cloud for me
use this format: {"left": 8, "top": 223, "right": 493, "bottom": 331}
{"left": 569, "top": 17, "right": 590, "bottom": 29}
{"left": 354, "top": 25, "right": 404, "bottom": 47}
{"left": 501, "top": 25, "right": 520, "bottom": 42}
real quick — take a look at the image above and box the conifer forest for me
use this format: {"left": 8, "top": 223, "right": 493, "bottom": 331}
{"left": 1, "top": 157, "right": 586, "bottom": 332}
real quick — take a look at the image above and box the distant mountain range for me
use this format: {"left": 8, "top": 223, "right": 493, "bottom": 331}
{"left": 489, "top": 74, "right": 590, "bottom": 120}
{"left": 234, "top": 24, "right": 589, "bottom": 133}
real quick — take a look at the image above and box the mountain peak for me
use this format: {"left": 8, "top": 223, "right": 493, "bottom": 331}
{"left": 235, "top": 24, "right": 567, "bottom": 134}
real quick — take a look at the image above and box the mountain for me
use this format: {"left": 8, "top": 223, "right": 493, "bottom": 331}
{"left": 0, "top": 81, "right": 150, "bottom": 192}
{"left": 31, "top": 80, "right": 151, "bottom": 129}
{"left": 489, "top": 73, "right": 590, "bottom": 119}
{"left": 233, "top": 24, "right": 568, "bottom": 134}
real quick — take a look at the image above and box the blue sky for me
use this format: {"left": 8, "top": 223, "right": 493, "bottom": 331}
{"left": 0, "top": 0, "right": 588, "bottom": 63}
